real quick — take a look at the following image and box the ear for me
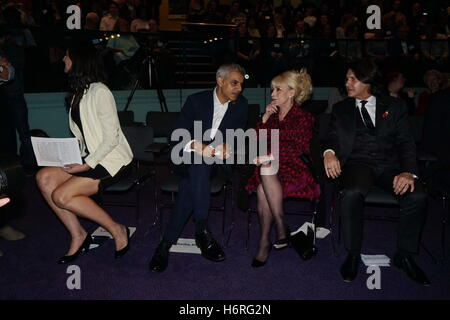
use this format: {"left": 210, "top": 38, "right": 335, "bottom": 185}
{"left": 217, "top": 77, "right": 223, "bottom": 87}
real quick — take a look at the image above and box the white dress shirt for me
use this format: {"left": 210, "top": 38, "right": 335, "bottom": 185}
{"left": 184, "top": 87, "right": 230, "bottom": 152}
{"left": 356, "top": 95, "right": 376, "bottom": 127}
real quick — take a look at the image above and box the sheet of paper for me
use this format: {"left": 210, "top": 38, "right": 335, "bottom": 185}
{"left": 91, "top": 226, "right": 136, "bottom": 240}
{"left": 361, "top": 254, "right": 391, "bottom": 267}
{"left": 291, "top": 222, "right": 330, "bottom": 239}
{"left": 31, "top": 137, "right": 82, "bottom": 167}
{"left": 169, "top": 238, "right": 201, "bottom": 254}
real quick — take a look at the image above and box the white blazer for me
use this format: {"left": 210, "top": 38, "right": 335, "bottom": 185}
{"left": 69, "top": 82, "right": 133, "bottom": 176}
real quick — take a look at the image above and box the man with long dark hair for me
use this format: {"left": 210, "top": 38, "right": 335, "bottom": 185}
{"left": 323, "top": 58, "right": 429, "bottom": 285}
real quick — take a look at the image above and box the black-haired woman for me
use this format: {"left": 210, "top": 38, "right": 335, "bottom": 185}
{"left": 36, "top": 44, "right": 133, "bottom": 264}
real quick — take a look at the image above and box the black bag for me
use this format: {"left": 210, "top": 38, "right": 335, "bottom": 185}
{"left": 290, "top": 226, "right": 317, "bottom": 260}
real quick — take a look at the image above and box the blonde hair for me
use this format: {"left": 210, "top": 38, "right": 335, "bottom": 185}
{"left": 271, "top": 69, "right": 313, "bottom": 105}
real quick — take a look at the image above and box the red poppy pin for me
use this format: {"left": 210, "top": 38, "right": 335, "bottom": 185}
{"left": 382, "top": 111, "right": 389, "bottom": 118}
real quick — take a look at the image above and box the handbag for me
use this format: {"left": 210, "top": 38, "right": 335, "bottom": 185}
{"left": 290, "top": 225, "right": 317, "bottom": 260}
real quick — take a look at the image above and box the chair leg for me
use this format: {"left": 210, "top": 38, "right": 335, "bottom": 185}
{"left": 246, "top": 208, "right": 252, "bottom": 250}
{"left": 225, "top": 184, "right": 234, "bottom": 248}
{"left": 222, "top": 185, "right": 227, "bottom": 243}
{"left": 441, "top": 194, "right": 448, "bottom": 263}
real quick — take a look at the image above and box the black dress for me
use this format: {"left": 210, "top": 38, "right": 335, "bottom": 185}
{"left": 70, "top": 105, "right": 130, "bottom": 191}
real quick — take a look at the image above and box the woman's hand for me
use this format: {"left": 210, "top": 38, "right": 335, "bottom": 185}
{"left": 253, "top": 154, "right": 274, "bottom": 166}
{"left": 63, "top": 163, "right": 91, "bottom": 174}
{"left": 262, "top": 103, "right": 278, "bottom": 123}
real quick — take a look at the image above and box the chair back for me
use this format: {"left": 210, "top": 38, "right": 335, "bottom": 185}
{"left": 409, "top": 115, "right": 424, "bottom": 146}
{"left": 118, "top": 111, "right": 135, "bottom": 126}
{"left": 146, "top": 112, "right": 180, "bottom": 140}
{"left": 122, "top": 125, "right": 154, "bottom": 163}
{"left": 247, "top": 104, "right": 261, "bottom": 130}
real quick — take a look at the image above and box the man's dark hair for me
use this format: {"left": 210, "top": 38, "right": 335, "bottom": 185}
{"left": 348, "top": 58, "right": 384, "bottom": 96}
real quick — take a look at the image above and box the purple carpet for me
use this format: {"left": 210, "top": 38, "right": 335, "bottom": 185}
{"left": 0, "top": 168, "right": 449, "bottom": 300}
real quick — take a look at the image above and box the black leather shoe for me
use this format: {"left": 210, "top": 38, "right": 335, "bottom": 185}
{"left": 195, "top": 229, "right": 225, "bottom": 262}
{"left": 115, "top": 227, "right": 130, "bottom": 259}
{"left": 149, "top": 241, "right": 171, "bottom": 273}
{"left": 393, "top": 254, "right": 430, "bottom": 286}
{"left": 340, "top": 252, "right": 361, "bottom": 282}
{"left": 57, "top": 234, "right": 92, "bottom": 264}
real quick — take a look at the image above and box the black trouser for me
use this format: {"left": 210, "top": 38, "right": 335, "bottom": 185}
{"left": 340, "top": 163, "right": 427, "bottom": 255}
{"left": 163, "top": 163, "right": 228, "bottom": 244}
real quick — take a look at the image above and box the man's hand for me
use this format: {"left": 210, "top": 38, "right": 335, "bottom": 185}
{"left": 191, "top": 141, "right": 215, "bottom": 158}
{"left": 214, "top": 143, "right": 231, "bottom": 160}
{"left": 63, "top": 163, "right": 91, "bottom": 174}
{"left": 324, "top": 151, "right": 341, "bottom": 179}
{"left": 393, "top": 172, "right": 415, "bottom": 195}
{"left": 0, "top": 197, "right": 10, "bottom": 207}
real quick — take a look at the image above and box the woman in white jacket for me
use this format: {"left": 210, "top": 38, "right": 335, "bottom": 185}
{"left": 36, "top": 43, "right": 133, "bottom": 264}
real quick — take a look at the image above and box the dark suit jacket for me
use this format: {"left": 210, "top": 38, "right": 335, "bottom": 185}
{"left": 170, "top": 89, "right": 248, "bottom": 175}
{"left": 323, "top": 95, "right": 418, "bottom": 175}
{"left": 423, "top": 88, "right": 450, "bottom": 164}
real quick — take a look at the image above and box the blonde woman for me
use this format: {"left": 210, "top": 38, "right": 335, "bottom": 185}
{"left": 246, "top": 69, "right": 321, "bottom": 267}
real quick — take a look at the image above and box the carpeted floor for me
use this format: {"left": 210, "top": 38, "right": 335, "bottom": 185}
{"left": 0, "top": 169, "right": 449, "bottom": 300}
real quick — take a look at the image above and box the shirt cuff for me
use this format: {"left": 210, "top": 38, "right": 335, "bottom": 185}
{"left": 183, "top": 140, "right": 196, "bottom": 152}
{"left": 323, "top": 149, "right": 335, "bottom": 157}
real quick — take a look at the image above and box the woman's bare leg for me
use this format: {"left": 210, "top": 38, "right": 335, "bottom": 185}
{"left": 36, "top": 167, "right": 88, "bottom": 255}
{"left": 52, "top": 176, "right": 128, "bottom": 251}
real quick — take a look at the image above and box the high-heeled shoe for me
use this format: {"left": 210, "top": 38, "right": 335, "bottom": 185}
{"left": 57, "top": 234, "right": 92, "bottom": 264}
{"left": 251, "top": 257, "right": 267, "bottom": 268}
{"left": 273, "top": 226, "right": 291, "bottom": 250}
{"left": 251, "top": 244, "right": 272, "bottom": 268}
{"left": 114, "top": 227, "right": 130, "bottom": 259}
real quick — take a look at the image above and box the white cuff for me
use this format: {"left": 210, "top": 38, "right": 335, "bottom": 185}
{"left": 323, "top": 149, "right": 335, "bottom": 157}
{"left": 183, "top": 140, "right": 196, "bottom": 152}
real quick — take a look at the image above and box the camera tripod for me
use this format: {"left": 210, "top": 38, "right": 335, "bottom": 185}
{"left": 124, "top": 46, "right": 168, "bottom": 113}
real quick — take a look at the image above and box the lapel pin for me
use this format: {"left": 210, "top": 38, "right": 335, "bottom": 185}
{"left": 382, "top": 111, "right": 389, "bottom": 118}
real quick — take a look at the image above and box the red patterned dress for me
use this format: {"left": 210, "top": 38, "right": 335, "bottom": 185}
{"left": 245, "top": 105, "right": 321, "bottom": 201}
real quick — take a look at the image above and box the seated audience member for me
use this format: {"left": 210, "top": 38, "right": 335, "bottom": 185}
{"left": 416, "top": 69, "right": 447, "bottom": 115}
{"left": 187, "top": 0, "right": 205, "bottom": 22}
{"left": 245, "top": 69, "right": 321, "bottom": 267}
{"left": 423, "top": 83, "right": 450, "bottom": 190}
{"left": 385, "top": 72, "right": 416, "bottom": 115}
{"left": 100, "top": 2, "right": 120, "bottom": 31}
{"left": 84, "top": 12, "right": 100, "bottom": 30}
{"left": 107, "top": 19, "right": 140, "bottom": 66}
{"left": 130, "top": 5, "right": 151, "bottom": 33}
{"left": 203, "top": 0, "right": 224, "bottom": 24}
{"left": 323, "top": 58, "right": 430, "bottom": 286}
{"left": 35, "top": 43, "right": 133, "bottom": 264}
{"left": 233, "top": 22, "right": 261, "bottom": 86}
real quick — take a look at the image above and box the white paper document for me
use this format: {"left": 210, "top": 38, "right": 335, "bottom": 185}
{"left": 31, "top": 137, "right": 82, "bottom": 167}
{"left": 291, "top": 222, "right": 331, "bottom": 239}
{"left": 361, "top": 254, "right": 391, "bottom": 267}
{"left": 169, "top": 238, "right": 201, "bottom": 254}
{"left": 90, "top": 226, "right": 135, "bottom": 249}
